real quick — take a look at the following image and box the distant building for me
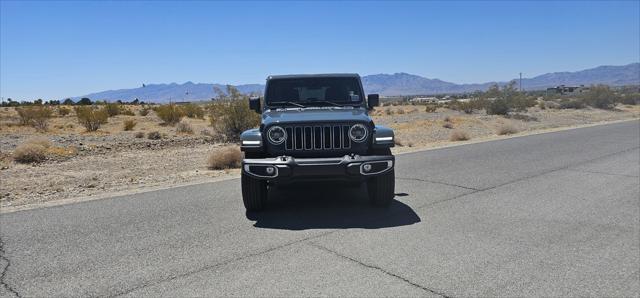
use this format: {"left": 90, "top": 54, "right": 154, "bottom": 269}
{"left": 409, "top": 97, "right": 438, "bottom": 103}
{"left": 546, "top": 85, "right": 589, "bottom": 95}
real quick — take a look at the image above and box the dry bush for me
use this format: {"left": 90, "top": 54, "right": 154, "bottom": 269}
{"left": 425, "top": 105, "right": 437, "bottom": 113}
{"left": 120, "top": 109, "right": 135, "bottom": 116}
{"left": 449, "top": 130, "right": 470, "bottom": 141}
{"left": 155, "top": 104, "right": 184, "bottom": 125}
{"left": 496, "top": 122, "right": 519, "bottom": 135}
{"left": 444, "top": 116, "right": 452, "bottom": 122}
{"left": 31, "top": 107, "right": 53, "bottom": 131}
{"left": 443, "top": 122, "right": 454, "bottom": 129}
{"left": 181, "top": 103, "right": 205, "bottom": 119}
{"left": 207, "top": 146, "right": 242, "bottom": 170}
{"left": 176, "top": 121, "right": 194, "bottom": 134}
{"left": 13, "top": 138, "right": 52, "bottom": 163}
{"left": 139, "top": 108, "right": 150, "bottom": 116}
{"left": 134, "top": 131, "right": 145, "bottom": 138}
{"left": 75, "top": 106, "right": 108, "bottom": 131}
{"left": 57, "top": 106, "right": 71, "bottom": 116}
{"left": 104, "top": 103, "right": 122, "bottom": 117}
{"left": 385, "top": 109, "right": 393, "bottom": 116}
{"left": 397, "top": 109, "right": 406, "bottom": 115}
{"left": 394, "top": 137, "right": 404, "bottom": 147}
{"left": 16, "top": 106, "right": 52, "bottom": 131}
{"left": 147, "top": 131, "right": 162, "bottom": 140}
{"left": 123, "top": 119, "right": 137, "bottom": 131}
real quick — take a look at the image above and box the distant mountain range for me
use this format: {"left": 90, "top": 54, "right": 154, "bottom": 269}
{"left": 71, "top": 63, "right": 639, "bottom": 102}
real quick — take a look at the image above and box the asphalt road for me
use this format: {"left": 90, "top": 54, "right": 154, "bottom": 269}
{"left": 1, "top": 121, "right": 639, "bottom": 297}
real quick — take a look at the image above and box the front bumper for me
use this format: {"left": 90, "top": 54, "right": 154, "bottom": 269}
{"left": 242, "top": 154, "right": 394, "bottom": 181}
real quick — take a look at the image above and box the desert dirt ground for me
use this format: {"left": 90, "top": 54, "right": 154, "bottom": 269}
{"left": 1, "top": 104, "right": 639, "bottom": 210}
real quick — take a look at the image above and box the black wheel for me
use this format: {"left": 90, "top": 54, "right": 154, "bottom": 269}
{"left": 241, "top": 172, "right": 268, "bottom": 211}
{"left": 367, "top": 169, "right": 395, "bottom": 207}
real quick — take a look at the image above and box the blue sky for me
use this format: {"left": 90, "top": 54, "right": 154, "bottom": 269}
{"left": 1, "top": 1, "right": 639, "bottom": 100}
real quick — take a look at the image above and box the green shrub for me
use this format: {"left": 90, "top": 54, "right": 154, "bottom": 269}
{"left": 487, "top": 98, "right": 510, "bottom": 115}
{"left": 582, "top": 85, "right": 615, "bottom": 109}
{"left": 104, "top": 103, "right": 122, "bottom": 117}
{"left": 181, "top": 103, "right": 205, "bottom": 119}
{"left": 155, "top": 104, "right": 184, "bottom": 125}
{"left": 16, "top": 106, "right": 52, "bottom": 131}
{"left": 75, "top": 106, "right": 108, "bottom": 131}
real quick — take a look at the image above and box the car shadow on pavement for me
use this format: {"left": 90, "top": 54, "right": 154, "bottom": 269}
{"left": 246, "top": 182, "right": 421, "bottom": 230}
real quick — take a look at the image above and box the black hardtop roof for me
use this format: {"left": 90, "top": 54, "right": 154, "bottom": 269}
{"left": 267, "top": 73, "right": 360, "bottom": 80}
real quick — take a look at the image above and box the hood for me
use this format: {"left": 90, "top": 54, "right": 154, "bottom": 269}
{"left": 262, "top": 107, "right": 372, "bottom": 126}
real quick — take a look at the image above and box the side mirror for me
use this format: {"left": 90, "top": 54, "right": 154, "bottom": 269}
{"left": 249, "top": 96, "right": 261, "bottom": 113}
{"left": 367, "top": 94, "right": 379, "bottom": 109}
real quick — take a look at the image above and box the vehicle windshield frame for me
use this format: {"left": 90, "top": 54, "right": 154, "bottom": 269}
{"left": 264, "top": 76, "right": 365, "bottom": 108}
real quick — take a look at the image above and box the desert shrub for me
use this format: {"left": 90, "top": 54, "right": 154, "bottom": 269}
{"left": 75, "top": 106, "right": 108, "bottom": 131}
{"left": 139, "top": 108, "right": 150, "bottom": 116}
{"left": 123, "top": 119, "right": 137, "bottom": 131}
{"left": 544, "top": 101, "right": 560, "bottom": 109}
{"left": 496, "top": 123, "right": 519, "bottom": 135}
{"left": 104, "top": 103, "right": 122, "bottom": 117}
{"left": 176, "top": 121, "right": 194, "bottom": 134}
{"left": 16, "top": 106, "right": 52, "bottom": 131}
{"left": 58, "top": 106, "right": 71, "bottom": 116}
{"left": 538, "top": 101, "right": 546, "bottom": 110}
{"left": 207, "top": 146, "right": 242, "bottom": 169}
{"left": 443, "top": 122, "right": 453, "bottom": 129}
{"left": 394, "top": 137, "right": 404, "bottom": 147}
{"left": 507, "top": 113, "right": 538, "bottom": 122}
{"left": 120, "top": 109, "right": 135, "bottom": 116}
{"left": 449, "top": 130, "right": 470, "bottom": 141}
{"left": 155, "top": 104, "right": 184, "bottom": 125}
{"left": 385, "top": 109, "right": 393, "bottom": 115}
{"left": 13, "top": 138, "right": 52, "bottom": 163}
{"left": 396, "top": 109, "right": 405, "bottom": 115}
{"left": 134, "top": 131, "right": 145, "bottom": 138}
{"left": 617, "top": 93, "right": 640, "bottom": 105}
{"left": 487, "top": 98, "right": 510, "bottom": 115}
{"left": 181, "top": 103, "right": 205, "bottom": 119}
{"left": 147, "top": 131, "right": 162, "bottom": 140}
{"left": 581, "top": 85, "right": 615, "bottom": 109}
{"left": 209, "top": 100, "right": 260, "bottom": 142}
{"left": 425, "top": 105, "right": 437, "bottom": 113}
{"left": 559, "top": 99, "right": 585, "bottom": 109}
{"left": 444, "top": 116, "right": 452, "bottom": 122}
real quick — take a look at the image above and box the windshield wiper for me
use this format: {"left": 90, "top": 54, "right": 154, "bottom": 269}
{"left": 269, "top": 101, "right": 306, "bottom": 108}
{"left": 301, "top": 100, "right": 345, "bottom": 107}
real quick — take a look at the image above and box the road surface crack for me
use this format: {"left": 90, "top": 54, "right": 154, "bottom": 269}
{"left": 396, "top": 177, "right": 480, "bottom": 191}
{"left": 111, "top": 230, "right": 335, "bottom": 297}
{"left": 310, "top": 243, "right": 451, "bottom": 297}
{"left": 414, "top": 146, "right": 640, "bottom": 211}
{"left": 564, "top": 168, "right": 639, "bottom": 178}
{"left": 0, "top": 236, "right": 21, "bottom": 298}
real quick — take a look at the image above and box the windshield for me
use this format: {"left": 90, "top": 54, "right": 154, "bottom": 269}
{"left": 266, "top": 77, "right": 363, "bottom": 107}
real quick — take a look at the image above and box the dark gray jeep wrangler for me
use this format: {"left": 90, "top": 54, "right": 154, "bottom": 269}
{"left": 240, "top": 74, "right": 395, "bottom": 211}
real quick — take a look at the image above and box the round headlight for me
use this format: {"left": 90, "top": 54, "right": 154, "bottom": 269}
{"left": 349, "top": 124, "right": 368, "bottom": 143}
{"left": 267, "top": 126, "right": 286, "bottom": 145}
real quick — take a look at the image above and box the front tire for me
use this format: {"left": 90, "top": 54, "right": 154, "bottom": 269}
{"left": 367, "top": 169, "right": 395, "bottom": 207}
{"left": 241, "top": 172, "right": 268, "bottom": 211}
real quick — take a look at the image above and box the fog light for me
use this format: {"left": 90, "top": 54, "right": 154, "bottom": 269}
{"left": 266, "top": 166, "right": 275, "bottom": 175}
{"left": 363, "top": 164, "right": 372, "bottom": 172}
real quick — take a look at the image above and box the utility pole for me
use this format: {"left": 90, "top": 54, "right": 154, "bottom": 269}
{"left": 519, "top": 72, "right": 523, "bottom": 92}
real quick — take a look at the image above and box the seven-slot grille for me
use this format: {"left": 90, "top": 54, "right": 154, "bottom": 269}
{"left": 283, "top": 124, "right": 355, "bottom": 151}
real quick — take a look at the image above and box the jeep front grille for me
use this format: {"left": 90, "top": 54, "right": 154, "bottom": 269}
{"left": 284, "top": 125, "right": 352, "bottom": 151}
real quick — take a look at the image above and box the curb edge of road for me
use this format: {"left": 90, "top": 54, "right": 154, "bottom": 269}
{"left": 1, "top": 118, "right": 638, "bottom": 214}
